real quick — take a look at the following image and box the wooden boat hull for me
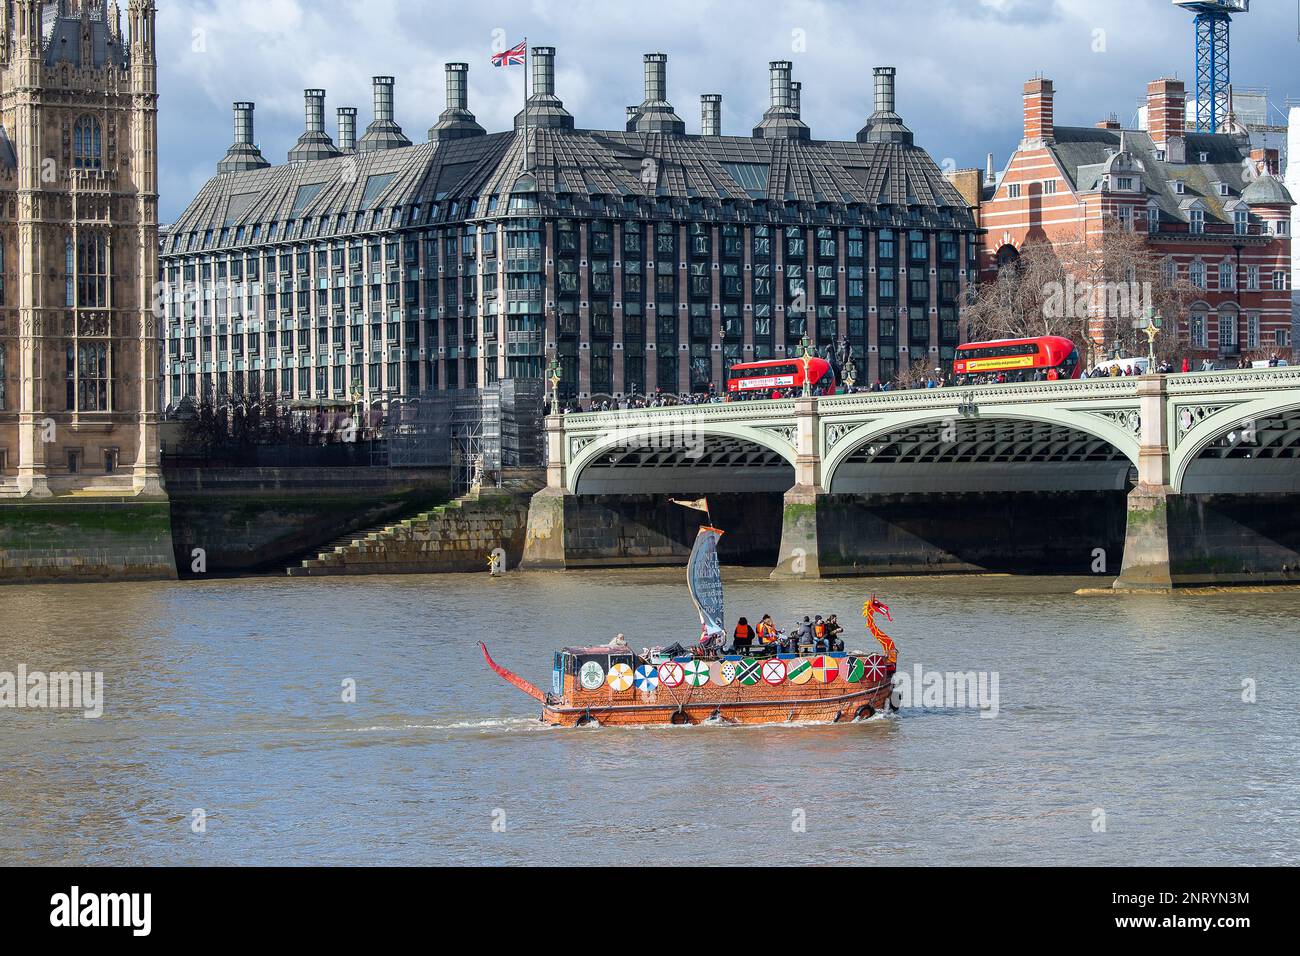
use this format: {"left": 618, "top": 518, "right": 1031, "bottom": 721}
{"left": 540, "top": 678, "right": 893, "bottom": 727}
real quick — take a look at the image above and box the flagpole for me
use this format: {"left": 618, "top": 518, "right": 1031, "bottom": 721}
{"left": 521, "top": 36, "right": 529, "bottom": 173}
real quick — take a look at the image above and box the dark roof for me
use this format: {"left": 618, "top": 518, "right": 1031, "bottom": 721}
{"left": 41, "top": 5, "right": 128, "bottom": 71}
{"left": 1049, "top": 125, "right": 1280, "bottom": 226}
{"left": 168, "top": 125, "right": 974, "bottom": 252}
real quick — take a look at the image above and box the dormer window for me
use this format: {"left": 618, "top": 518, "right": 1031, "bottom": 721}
{"left": 1198, "top": 152, "right": 1209, "bottom": 163}
{"left": 1148, "top": 203, "right": 1161, "bottom": 234}
{"left": 1216, "top": 182, "right": 1230, "bottom": 197}
{"left": 1189, "top": 208, "right": 1205, "bottom": 235}
{"left": 1117, "top": 177, "right": 1135, "bottom": 191}
{"left": 1155, "top": 149, "right": 1167, "bottom": 161}
{"left": 1172, "top": 181, "right": 1186, "bottom": 195}
{"left": 1234, "top": 209, "right": 1249, "bottom": 235}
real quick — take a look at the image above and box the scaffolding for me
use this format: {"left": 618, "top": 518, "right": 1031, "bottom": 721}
{"left": 380, "top": 381, "right": 545, "bottom": 492}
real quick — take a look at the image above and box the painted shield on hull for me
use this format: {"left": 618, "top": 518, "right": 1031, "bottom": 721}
{"left": 811, "top": 656, "right": 839, "bottom": 683}
{"left": 658, "top": 661, "right": 686, "bottom": 688}
{"left": 634, "top": 665, "right": 660, "bottom": 691}
{"left": 863, "top": 654, "right": 889, "bottom": 683}
{"left": 710, "top": 660, "right": 736, "bottom": 686}
{"left": 761, "top": 659, "right": 786, "bottom": 685}
{"left": 579, "top": 661, "right": 606, "bottom": 690}
{"left": 736, "top": 658, "right": 761, "bottom": 686}
{"left": 684, "top": 659, "right": 710, "bottom": 687}
{"left": 787, "top": 658, "right": 813, "bottom": 685}
{"left": 846, "top": 657, "right": 865, "bottom": 683}
{"left": 606, "top": 663, "right": 634, "bottom": 691}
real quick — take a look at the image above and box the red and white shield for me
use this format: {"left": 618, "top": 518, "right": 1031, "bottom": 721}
{"left": 863, "top": 654, "right": 888, "bottom": 682}
{"left": 658, "top": 661, "right": 685, "bottom": 688}
{"left": 761, "top": 659, "right": 786, "bottom": 685}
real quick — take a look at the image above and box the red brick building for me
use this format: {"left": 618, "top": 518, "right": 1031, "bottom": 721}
{"left": 980, "top": 76, "right": 1294, "bottom": 363}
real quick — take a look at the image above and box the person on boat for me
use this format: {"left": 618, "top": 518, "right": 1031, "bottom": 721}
{"left": 756, "top": 614, "right": 779, "bottom": 646}
{"left": 610, "top": 633, "right": 628, "bottom": 648}
{"left": 785, "top": 617, "right": 813, "bottom": 653}
{"left": 812, "top": 615, "right": 829, "bottom": 651}
{"left": 732, "top": 617, "right": 756, "bottom": 653}
{"left": 698, "top": 624, "right": 725, "bottom": 656}
{"left": 824, "top": 615, "right": 845, "bottom": 652}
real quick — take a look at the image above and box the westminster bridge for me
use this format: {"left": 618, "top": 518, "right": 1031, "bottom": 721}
{"left": 521, "top": 368, "right": 1300, "bottom": 588}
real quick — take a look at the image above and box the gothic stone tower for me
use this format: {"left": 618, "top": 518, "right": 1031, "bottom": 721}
{"left": 0, "top": 0, "right": 162, "bottom": 498}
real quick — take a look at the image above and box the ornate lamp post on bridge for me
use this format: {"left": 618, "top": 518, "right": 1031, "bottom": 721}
{"left": 546, "top": 357, "right": 563, "bottom": 414}
{"left": 1143, "top": 308, "right": 1162, "bottom": 372}
{"left": 799, "top": 335, "right": 814, "bottom": 397}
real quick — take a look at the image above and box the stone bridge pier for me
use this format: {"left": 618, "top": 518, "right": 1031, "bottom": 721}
{"left": 523, "top": 371, "right": 1300, "bottom": 588}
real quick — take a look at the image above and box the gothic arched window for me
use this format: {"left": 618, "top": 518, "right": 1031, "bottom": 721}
{"left": 73, "top": 116, "right": 102, "bottom": 170}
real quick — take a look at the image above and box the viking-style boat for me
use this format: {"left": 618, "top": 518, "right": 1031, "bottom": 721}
{"left": 480, "top": 522, "right": 899, "bottom": 728}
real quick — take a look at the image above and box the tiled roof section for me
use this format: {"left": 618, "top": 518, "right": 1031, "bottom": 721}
{"left": 1048, "top": 125, "right": 1274, "bottom": 226}
{"left": 42, "top": 9, "right": 127, "bottom": 70}
{"left": 168, "top": 126, "right": 973, "bottom": 245}
{"left": 1241, "top": 174, "right": 1296, "bottom": 206}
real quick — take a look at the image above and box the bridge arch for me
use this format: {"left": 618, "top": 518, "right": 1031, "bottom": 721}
{"left": 1173, "top": 397, "right": 1300, "bottom": 494}
{"left": 566, "top": 421, "right": 797, "bottom": 495}
{"left": 821, "top": 408, "right": 1141, "bottom": 494}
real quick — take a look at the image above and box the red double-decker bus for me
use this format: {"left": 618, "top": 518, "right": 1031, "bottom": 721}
{"left": 726, "top": 357, "right": 836, "bottom": 397}
{"left": 953, "top": 336, "right": 1081, "bottom": 381}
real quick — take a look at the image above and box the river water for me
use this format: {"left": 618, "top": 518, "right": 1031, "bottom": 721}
{"left": 0, "top": 570, "right": 1297, "bottom": 866}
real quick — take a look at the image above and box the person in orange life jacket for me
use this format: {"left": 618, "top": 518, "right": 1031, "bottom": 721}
{"left": 756, "top": 615, "right": 778, "bottom": 645}
{"left": 732, "top": 617, "right": 756, "bottom": 653}
{"left": 812, "top": 615, "right": 830, "bottom": 652}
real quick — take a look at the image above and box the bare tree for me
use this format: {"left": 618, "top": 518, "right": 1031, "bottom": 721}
{"left": 967, "top": 217, "right": 1198, "bottom": 368}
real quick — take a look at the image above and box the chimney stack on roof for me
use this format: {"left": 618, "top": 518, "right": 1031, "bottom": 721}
{"left": 1147, "top": 78, "right": 1186, "bottom": 156}
{"left": 635, "top": 53, "right": 685, "bottom": 134}
{"left": 753, "top": 60, "right": 810, "bottom": 141}
{"left": 337, "top": 107, "right": 357, "bottom": 152}
{"left": 701, "top": 94, "right": 722, "bottom": 137}
{"left": 514, "top": 46, "right": 575, "bottom": 131}
{"left": 288, "top": 89, "right": 343, "bottom": 163}
{"left": 1021, "top": 76, "right": 1055, "bottom": 145}
{"left": 358, "top": 76, "right": 413, "bottom": 152}
{"left": 430, "top": 62, "right": 486, "bottom": 142}
{"left": 217, "top": 101, "right": 270, "bottom": 174}
{"left": 857, "top": 67, "right": 914, "bottom": 145}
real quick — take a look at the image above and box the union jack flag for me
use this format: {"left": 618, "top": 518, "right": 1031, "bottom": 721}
{"left": 492, "top": 41, "right": 526, "bottom": 67}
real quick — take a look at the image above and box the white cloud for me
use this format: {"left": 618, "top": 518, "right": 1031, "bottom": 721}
{"left": 157, "top": 0, "right": 1299, "bottom": 221}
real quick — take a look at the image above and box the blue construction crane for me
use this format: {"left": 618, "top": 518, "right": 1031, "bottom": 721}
{"left": 1173, "top": 1, "right": 1251, "bottom": 133}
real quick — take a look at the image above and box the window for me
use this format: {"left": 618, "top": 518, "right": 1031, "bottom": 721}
{"left": 1117, "top": 206, "right": 1134, "bottom": 231}
{"left": 1189, "top": 260, "right": 1206, "bottom": 289}
{"left": 73, "top": 117, "right": 102, "bottom": 170}
{"left": 1274, "top": 271, "right": 1290, "bottom": 291}
{"left": 66, "top": 342, "right": 111, "bottom": 412}
{"left": 1218, "top": 260, "right": 1235, "bottom": 291}
{"left": 1247, "top": 313, "right": 1260, "bottom": 350}
{"left": 1277, "top": 329, "right": 1292, "bottom": 347}
{"left": 1189, "top": 208, "right": 1204, "bottom": 235}
{"left": 0, "top": 344, "right": 5, "bottom": 410}
{"left": 1007, "top": 184, "right": 1021, "bottom": 199}
{"left": 1234, "top": 209, "right": 1249, "bottom": 235}
{"left": 1190, "top": 311, "right": 1208, "bottom": 348}
{"left": 1275, "top": 220, "right": 1291, "bottom": 237}
{"left": 1148, "top": 204, "right": 1160, "bottom": 234}
{"left": 1043, "top": 179, "right": 1057, "bottom": 195}
{"left": 1172, "top": 181, "right": 1186, "bottom": 195}
{"left": 1117, "top": 177, "right": 1135, "bottom": 191}
{"left": 1246, "top": 265, "right": 1259, "bottom": 291}
{"left": 1218, "top": 311, "right": 1237, "bottom": 348}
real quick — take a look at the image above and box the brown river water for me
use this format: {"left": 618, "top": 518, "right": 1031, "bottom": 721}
{"left": 0, "top": 570, "right": 1297, "bottom": 865}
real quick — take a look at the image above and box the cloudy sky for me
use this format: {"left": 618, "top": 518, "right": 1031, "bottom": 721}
{"left": 156, "top": 0, "right": 1300, "bottom": 221}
